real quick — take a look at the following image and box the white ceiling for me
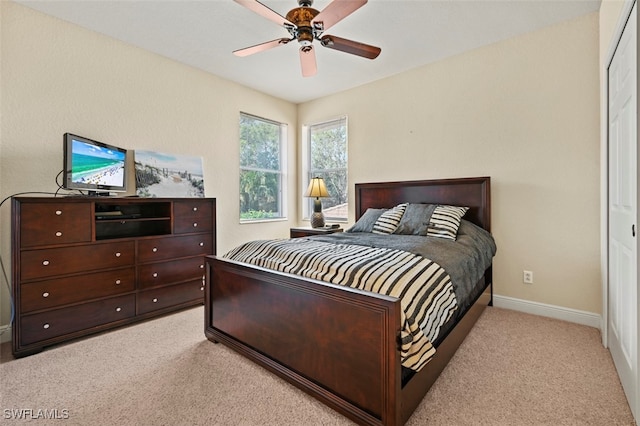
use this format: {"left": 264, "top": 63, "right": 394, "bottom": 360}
{"left": 16, "top": 0, "right": 601, "bottom": 104}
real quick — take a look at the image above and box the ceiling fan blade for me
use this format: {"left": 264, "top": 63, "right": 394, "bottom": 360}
{"left": 320, "top": 35, "right": 381, "bottom": 59}
{"left": 299, "top": 46, "right": 317, "bottom": 78}
{"left": 233, "top": 38, "right": 292, "bottom": 57}
{"left": 311, "top": 0, "right": 367, "bottom": 32}
{"left": 233, "top": 0, "right": 296, "bottom": 28}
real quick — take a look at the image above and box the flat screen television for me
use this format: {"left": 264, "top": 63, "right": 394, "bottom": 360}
{"left": 63, "top": 133, "right": 128, "bottom": 195}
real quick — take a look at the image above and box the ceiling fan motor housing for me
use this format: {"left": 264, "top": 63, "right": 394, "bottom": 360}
{"left": 286, "top": 6, "right": 321, "bottom": 46}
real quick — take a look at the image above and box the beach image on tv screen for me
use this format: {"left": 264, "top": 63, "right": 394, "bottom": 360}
{"left": 71, "top": 140, "right": 125, "bottom": 186}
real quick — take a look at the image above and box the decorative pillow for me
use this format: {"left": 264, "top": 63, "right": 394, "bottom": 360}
{"left": 427, "top": 205, "right": 469, "bottom": 240}
{"left": 346, "top": 208, "right": 386, "bottom": 233}
{"left": 372, "top": 203, "right": 407, "bottom": 234}
{"left": 394, "top": 203, "right": 436, "bottom": 235}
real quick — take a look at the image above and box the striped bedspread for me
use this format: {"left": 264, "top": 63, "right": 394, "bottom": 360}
{"left": 224, "top": 238, "right": 458, "bottom": 371}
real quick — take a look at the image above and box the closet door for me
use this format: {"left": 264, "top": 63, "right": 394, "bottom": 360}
{"left": 608, "top": 2, "right": 638, "bottom": 419}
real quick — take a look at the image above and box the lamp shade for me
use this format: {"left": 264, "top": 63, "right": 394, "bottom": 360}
{"left": 304, "top": 177, "right": 329, "bottom": 198}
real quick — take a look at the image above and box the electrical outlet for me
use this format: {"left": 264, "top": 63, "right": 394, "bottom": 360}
{"left": 523, "top": 270, "right": 533, "bottom": 284}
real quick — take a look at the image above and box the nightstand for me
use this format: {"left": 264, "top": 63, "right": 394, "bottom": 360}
{"left": 290, "top": 226, "right": 344, "bottom": 238}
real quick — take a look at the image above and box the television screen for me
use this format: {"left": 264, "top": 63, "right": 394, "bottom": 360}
{"left": 63, "top": 133, "right": 127, "bottom": 194}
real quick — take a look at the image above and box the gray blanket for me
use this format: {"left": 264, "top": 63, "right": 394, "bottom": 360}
{"left": 311, "top": 220, "right": 496, "bottom": 312}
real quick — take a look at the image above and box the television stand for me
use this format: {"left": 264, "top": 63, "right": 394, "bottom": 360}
{"left": 11, "top": 196, "right": 216, "bottom": 357}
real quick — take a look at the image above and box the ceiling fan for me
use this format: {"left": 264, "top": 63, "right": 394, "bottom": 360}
{"left": 233, "top": 0, "right": 381, "bottom": 77}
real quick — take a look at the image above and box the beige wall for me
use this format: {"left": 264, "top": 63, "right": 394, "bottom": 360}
{"left": 0, "top": 2, "right": 298, "bottom": 328}
{"left": 0, "top": 2, "right": 605, "bottom": 331}
{"left": 299, "top": 12, "right": 601, "bottom": 314}
{"left": 600, "top": 1, "right": 628, "bottom": 64}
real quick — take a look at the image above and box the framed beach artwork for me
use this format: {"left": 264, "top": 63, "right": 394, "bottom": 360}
{"left": 134, "top": 150, "right": 205, "bottom": 198}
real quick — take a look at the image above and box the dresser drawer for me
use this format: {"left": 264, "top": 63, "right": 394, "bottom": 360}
{"left": 20, "top": 203, "right": 91, "bottom": 247}
{"left": 137, "top": 256, "right": 205, "bottom": 289}
{"left": 20, "top": 241, "right": 135, "bottom": 281}
{"left": 20, "top": 268, "right": 135, "bottom": 313}
{"left": 137, "top": 234, "right": 212, "bottom": 263}
{"left": 20, "top": 294, "right": 135, "bottom": 346}
{"left": 174, "top": 200, "right": 213, "bottom": 234}
{"left": 138, "top": 280, "right": 204, "bottom": 315}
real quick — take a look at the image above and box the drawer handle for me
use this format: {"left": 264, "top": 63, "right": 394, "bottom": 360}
{"left": 193, "top": 223, "right": 198, "bottom": 227}
{"left": 55, "top": 210, "right": 62, "bottom": 216}
{"left": 42, "top": 260, "right": 50, "bottom": 266}
{"left": 152, "top": 272, "right": 158, "bottom": 278}
{"left": 199, "top": 242, "right": 204, "bottom": 247}
{"left": 199, "top": 264, "right": 204, "bottom": 269}
{"left": 193, "top": 207, "right": 198, "bottom": 212}
{"left": 200, "top": 286, "right": 205, "bottom": 291}
{"left": 55, "top": 231, "right": 63, "bottom": 237}
{"left": 43, "top": 323, "right": 50, "bottom": 329}
{"left": 115, "top": 279, "right": 121, "bottom": 285}
{"left": 152, "top": 298, "right": 158, "bottom": 303}
{"left": 115, "top": 307, "right": 122, "bottom": 312}
{"left": 115, "top": 252, "right": 121, "bottom": 257}
{"left": 42, "top": 292, "right": 49, "bottom": 298}
{"left": 152, "top": 247, "right": 158, "bottom": 252}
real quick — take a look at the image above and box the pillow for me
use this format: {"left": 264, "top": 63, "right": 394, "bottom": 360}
{"left": 346, "top": 208, "right": 386, "bottom": 233}
{"left": 427, "top": 205, "right": 469, "bottom": 240}
{"left": 372, "top": 203, "right": 407, "bottom": 234}
{"left": 394, "top": 203, "right": 436, "bottom": 235}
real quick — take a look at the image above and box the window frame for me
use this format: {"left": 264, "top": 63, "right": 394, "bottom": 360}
{"left": 239, "top": 112, "right": 287, "bottom": 223}
{"left": 302, "top": 116, "right": 348, "bottom": 223}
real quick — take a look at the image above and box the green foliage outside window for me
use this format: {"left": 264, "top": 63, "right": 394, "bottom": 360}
{"left": 309, "top": 118, "right": 347, "bottom": 220}
{"left": 240, "top": 113, "right": 285, "bottom": 220}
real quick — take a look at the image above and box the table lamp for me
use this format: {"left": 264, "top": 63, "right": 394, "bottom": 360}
{"left": 304, "top": 177, "right": 329, "bottom": 228}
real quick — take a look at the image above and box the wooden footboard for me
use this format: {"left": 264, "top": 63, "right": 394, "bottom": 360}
{"left": 205, "top": 256, "right": 492, "bottom": 426}
{"left": 205, "top": 256, "right": 404, "bottom": 425}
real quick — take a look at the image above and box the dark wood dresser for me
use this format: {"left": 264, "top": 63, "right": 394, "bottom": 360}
{"left": 11, "top": 197, "right": 216, "bottom": 357}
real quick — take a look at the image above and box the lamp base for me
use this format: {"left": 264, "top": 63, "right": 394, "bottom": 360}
{"left": 310, "top": 212, "right": 325, "bottom": 228}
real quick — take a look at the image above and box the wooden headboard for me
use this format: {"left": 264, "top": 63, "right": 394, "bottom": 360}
{"left": 354, "top": 176, "right": 491, "bottom": 232}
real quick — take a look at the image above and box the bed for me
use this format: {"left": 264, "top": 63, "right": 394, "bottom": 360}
{"left": 204, "top": 177, "right": 495, "bottom": 426}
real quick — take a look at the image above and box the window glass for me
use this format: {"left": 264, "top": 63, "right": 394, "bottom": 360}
{"left": 307, "top": 117, "right": 347, "bottom": 221}
{"left": 240, "top": 113, "right": 286, "bottom": 221}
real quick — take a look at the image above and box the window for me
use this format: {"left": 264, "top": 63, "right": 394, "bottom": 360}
{"left": 305, "top": 117, "right": 348, "bottom": 222}
{"left": 239, "top": 113, "right": 287, "bottom": 221}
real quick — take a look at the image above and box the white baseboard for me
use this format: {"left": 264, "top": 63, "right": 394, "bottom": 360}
{"left": 0, "top": 325, "right": 11, "bottom": 344}
{"left": 493, "top": 294, "right": 602, "bottom": 330}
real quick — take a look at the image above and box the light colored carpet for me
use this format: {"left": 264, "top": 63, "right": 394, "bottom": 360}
{"left": 0, "top": 306, "right": 634, "bottom": 425}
